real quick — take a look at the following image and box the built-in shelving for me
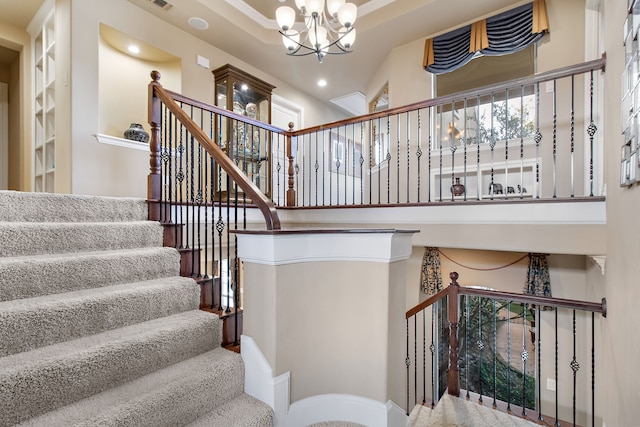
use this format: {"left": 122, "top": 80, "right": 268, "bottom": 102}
{"left": 30, "top": 2, "right": 55, "bottom": 192}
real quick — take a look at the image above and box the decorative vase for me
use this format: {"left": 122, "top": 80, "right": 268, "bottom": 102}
{"left": 124, "top": 123, "right": 149, "bottom": 143}
{"left": 450, "top": 177, "right": 465, "bottom": 196}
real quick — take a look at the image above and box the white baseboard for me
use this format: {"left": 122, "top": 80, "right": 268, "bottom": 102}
{"left": 241, "top": 335, "right": 408, "bottom": 427}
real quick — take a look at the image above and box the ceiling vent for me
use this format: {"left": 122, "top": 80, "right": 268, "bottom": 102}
{"left": 148, "top": 0, "right": 173, "bottom": 11}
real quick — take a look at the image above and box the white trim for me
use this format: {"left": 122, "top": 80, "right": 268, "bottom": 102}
{"left": 235, "top": 231, "right": 416, "bottom": 265}
{"left": 277, "top": 201, "right": 607, "bottom": 225}
{"left": 94, "top": 134, "right": 150, "bottom": 151}
{"left": 272, "top": 94, "right": 303, "bottom": 130}
{"left": 27, "top": 0, "right": 55, "bottom": 36}
{"left": 0, "top": 83, "right": 8, "bottom": 190}
{"left": 224, "top": 0, "right": 278, "bottom": 29}
{"left": 241, "top": 335, "right": 408, "bottom": 427}
{"left": 589, "top": 255, "right": 606, "bottom": 275}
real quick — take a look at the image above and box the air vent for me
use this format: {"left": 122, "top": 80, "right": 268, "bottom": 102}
{"left": 148, "top": 0, "right": 173, "bottom": 11}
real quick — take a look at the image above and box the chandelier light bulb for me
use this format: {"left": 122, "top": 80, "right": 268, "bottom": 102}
{"left": 305, "top": 0, "right": 325, "bottom": 16}
{"left": 275, "top": 0, "right": 356, "bottom": 62}
{"left": 276, "top": 6, "right": 296, "bottom": 31}
{"left": 326, "top": 0, "right": 345, "bottom": 17}
{"left": 282, "top": 30, "right": 300, "bottom": 51}
{"left": 338, "top": 27, "right": 356, "bottom": 49}
{"left": 338, "top": 3, "right": 357, "bottom": 27}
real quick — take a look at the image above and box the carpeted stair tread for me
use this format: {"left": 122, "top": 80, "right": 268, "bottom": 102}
{"left": 16, "top": 348, "right": 246, "bottom": 427}
{"left": 420, "top": 394, "right": 538, "bottom": 427}
{"left": 0, "top": 276, "right": 200, "bottom": 357}
{"left": 0, "top": 190, "right": 148, "bottom": 223}
{"left": 0, "top": 221, "right": 164, "bottom": 256}
{"left": 0, "top": 310, "right": 222, "bottom": 426}
{"left": 408, "top": 403, "right": 433, "bottom": 426}
{"left": 187, "top": 393, "right": 275, "bottom": 427}
{"left": 0, "top": 246, "right": 180, "bottom": 301}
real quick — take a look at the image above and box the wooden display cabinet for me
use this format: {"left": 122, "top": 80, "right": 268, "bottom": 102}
{"left": 213, "top": 64, "right": 276, "bottom": 199}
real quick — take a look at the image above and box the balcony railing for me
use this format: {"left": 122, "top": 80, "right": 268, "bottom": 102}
{"left": 281, "top": 55, "right": 606, "bottom": 207}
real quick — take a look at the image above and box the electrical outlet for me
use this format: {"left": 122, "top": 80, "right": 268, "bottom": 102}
{"left": 546, "top": 81, "right": 554, "bottom": 93}
{"left": 547, "top": 378, "right": 556, "bottom": 391}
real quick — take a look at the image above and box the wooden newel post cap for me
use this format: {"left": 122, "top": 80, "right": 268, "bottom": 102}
{"left": 449, "top": 271, "right": 459, "bottom": 286}
{"left": 151, "top": 70, "right": 161, "bottom": 82}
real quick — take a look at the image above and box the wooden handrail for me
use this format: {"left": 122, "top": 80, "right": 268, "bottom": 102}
{"left": 292, "top": 54, "right": 606, "bottom": 135}
{"left": 147, "top": 71, "right": 281, "bottom": 230}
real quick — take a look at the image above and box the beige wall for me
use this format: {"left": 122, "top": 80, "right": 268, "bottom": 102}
{"left": 602, "top": 0, "right": 640, "bottom": 425}
{"left": 243, "top": 259, "right": 406, "bottom": 406}
{"left": 0, "top": 22, "right": 31, "bottom": 191}
{"left": 65, "top": 0, "right": 346, "bottom": 197}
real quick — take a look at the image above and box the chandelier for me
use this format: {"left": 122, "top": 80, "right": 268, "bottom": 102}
{"left": 276, "top": 0, "right": 358, "bottom": 63}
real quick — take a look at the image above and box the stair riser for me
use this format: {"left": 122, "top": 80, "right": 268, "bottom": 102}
{"left": 0, "top": 312, "right": 221, "bottom": 427}
{"left": 0, "top": 222, "right": 164, "bottom": 257}
{"left": 0, "top": 248, "right": 181, "bottom": 301}
{"left": 0, "top": 278, "right": 201, "bottom": 357}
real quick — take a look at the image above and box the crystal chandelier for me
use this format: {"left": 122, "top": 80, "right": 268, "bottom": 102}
{"left": 276, "top": 0, "right": 358, "bottom": 63}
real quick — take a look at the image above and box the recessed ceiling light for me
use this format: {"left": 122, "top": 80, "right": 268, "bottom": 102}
{"left": 317, "top": 79, "right": 327, "bottom": 87}
{"left": 128, "top": 45, "right": 140, "bottom": 54}
{"left": 188, "top": 17, "right": 209, "bottom": 30}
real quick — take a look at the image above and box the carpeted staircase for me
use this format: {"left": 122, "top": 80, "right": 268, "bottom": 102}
{"left": 0, "top": 190, "right": 273, "bottom": 427}
{"left": 408, "top": 393, "right": 539, "bottom": 426}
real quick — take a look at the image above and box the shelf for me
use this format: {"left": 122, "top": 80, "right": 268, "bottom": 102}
{"left": 94, "top": 134, "right": 150, "bottom": 152}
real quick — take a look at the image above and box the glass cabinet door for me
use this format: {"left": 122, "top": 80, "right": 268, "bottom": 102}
{"left": 213, "top": 64, "right": 275, "bottom": 199}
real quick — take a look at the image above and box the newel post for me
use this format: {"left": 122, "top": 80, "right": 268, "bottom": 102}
{"left": 285, "top": 122, "right": 296, "bottom": 206}
{"left": 147, "top": 70, "right": 162, "bottom": 221}
{"left": 448, "top": 271, "right": 460, "bottom": 397}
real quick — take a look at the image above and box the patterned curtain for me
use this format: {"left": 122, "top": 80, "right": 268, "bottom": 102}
{"left": 523, "top": 253, "right": 552, "bottom": 304}
{"left": 420, "top": 247, "right": 443, "bottom": 295}
{"left": 423, "top": 1, "right": 548, "bottom": 74}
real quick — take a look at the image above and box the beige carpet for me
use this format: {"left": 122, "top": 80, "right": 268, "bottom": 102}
{"left": 0, "top": 190, "right": 273, "bottom": 427}
{"left": 410, "top": 393, "right": 538, "bottom": 426}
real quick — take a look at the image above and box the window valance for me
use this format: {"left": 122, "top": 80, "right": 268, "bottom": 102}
{"left": 423, "top": 0, "right": 549, "bottom": 75}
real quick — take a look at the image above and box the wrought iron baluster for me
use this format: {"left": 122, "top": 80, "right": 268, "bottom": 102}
{"left": 161, "top": 105, "right": 168, "bottom": 223}
{"left": 414, "top": 315, "right": 417, "bottom": 406}
{"left": 591, "top": 312, "right": 595, "bottom": 427}
{"left": 504, "top": 90, "right": 509, "bottom": 201}
{"left": 276, "top": 132, "right": 281, "bottom": 205}
{"left": 322, "top": 130, "right": 326, "bottom": 206}
{"left": 477, "top": 296, "right": 483, "bottom": 404}
{"left": 406, "top": 318, "right": 410, "bottom": 415}
{"left": 493, "top": 299, "right": 497, "bottom": 409}
{"left": 552, "top": 79, "right": 557, "bottom": 198}
{"left": 535, "top": 82, "right": 542, "bottom": 198}
{"left": 438, "top": 105, "right": 443, "bottom": 202}
{"left": 406, "top": 112, "right": 411, "bottom": 203}
{"left": 359, "top": 123, "right": 365, "bottom": 203}
{"left": 554, "top": 308, "right": 559, "bottom": 426}
{"left": 507, "top": 300, "right": 512, "bottom": 413}
{"left": 588, "top": 70, "right": 597, "bottom": 197}
{"left": 462, "top": 98, "right": 468, "bottom": 202}
{"left": 417, "top": 110, "right": 423, "bottom": 203}
{"left": 216, "top": 166, "right": 224, "bottom": 311}
{"left": 178, "top": 114, "right": 185, "bottom": 249}
{"left": 209, "top": 155, "right": 216, "bottom": 309}
{"left": 423, "top": 309, "right": 427, "bottom": 404}
{"left": 520, "top": 86, "right": 525, "bottom": 199}
{"left": 465, "top": 295, "right": 470, "bottom": 400}
{"left": 431, "top": 305, "right": 436, "bottom": 408}
{"left": 428, "top": 107, "right": 432, "bottom": 202}
{"left": 570, "top": 75, "right": 575, "bottom": 197}
{"left": 537, "top": 306, "right": 543, "bottom": 423}
{"left": 196, "top": 111, "right": 203, "bottom": 278}
{"left": 571, "top": 310, "right": 580, "bottom": 427}
{"left": 168, "top": 108, "right": 175, "bottom": 228}
{"left": 386, "top": 117, "right": 391, "bottom": 204}
{"left": 315, "top": 133, "right": 320, "bottom": 206}
{"left": 396, "top": 113, "right": 400, "bottom": 204}
{"left": 189, "top": 106, "right": 196, "bottom": 275}
{"left": 369, "top": 119, "right": 373, "bottom": 205}
{"left": 489, "top": 93, "right": 496, "bottom": 201}
{"left": 476, "top": 95, "right": 481, "bottom": 200}
{"left": 450, "top": 101, "right": 457, "bottom": 202}
{"left": 521, "top": 303, "right": 528, "bottom": 417}
{"left": 225, "top": 179, "right": 231, "bottom": 313}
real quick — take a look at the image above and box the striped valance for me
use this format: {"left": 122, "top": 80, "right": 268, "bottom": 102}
{"left": 423, "top": 0, "right": 549, "bottom": 74}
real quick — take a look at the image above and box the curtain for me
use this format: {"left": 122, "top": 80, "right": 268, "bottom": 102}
{"left": 523, "top": 253, "right": 552, "bottom": 302}
{"left": 420, "top": 247, "right": 443, "bottom": 295}
{"left": 424, "top": 0, "right": 548, "bottom": 74}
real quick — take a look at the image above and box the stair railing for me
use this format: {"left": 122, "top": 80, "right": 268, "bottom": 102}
{"left": 284, "top": 55, "right": 606, "bottom": 207}
{"left": 405, "top": 271, "right": 606, "bottom": 426}
{"left": 147, "top": 70, "right": 286, "bottom": 347}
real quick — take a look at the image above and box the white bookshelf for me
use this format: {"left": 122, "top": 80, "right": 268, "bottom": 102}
{"left": 29, "top": 1, "right": 55, "bottom": 193}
